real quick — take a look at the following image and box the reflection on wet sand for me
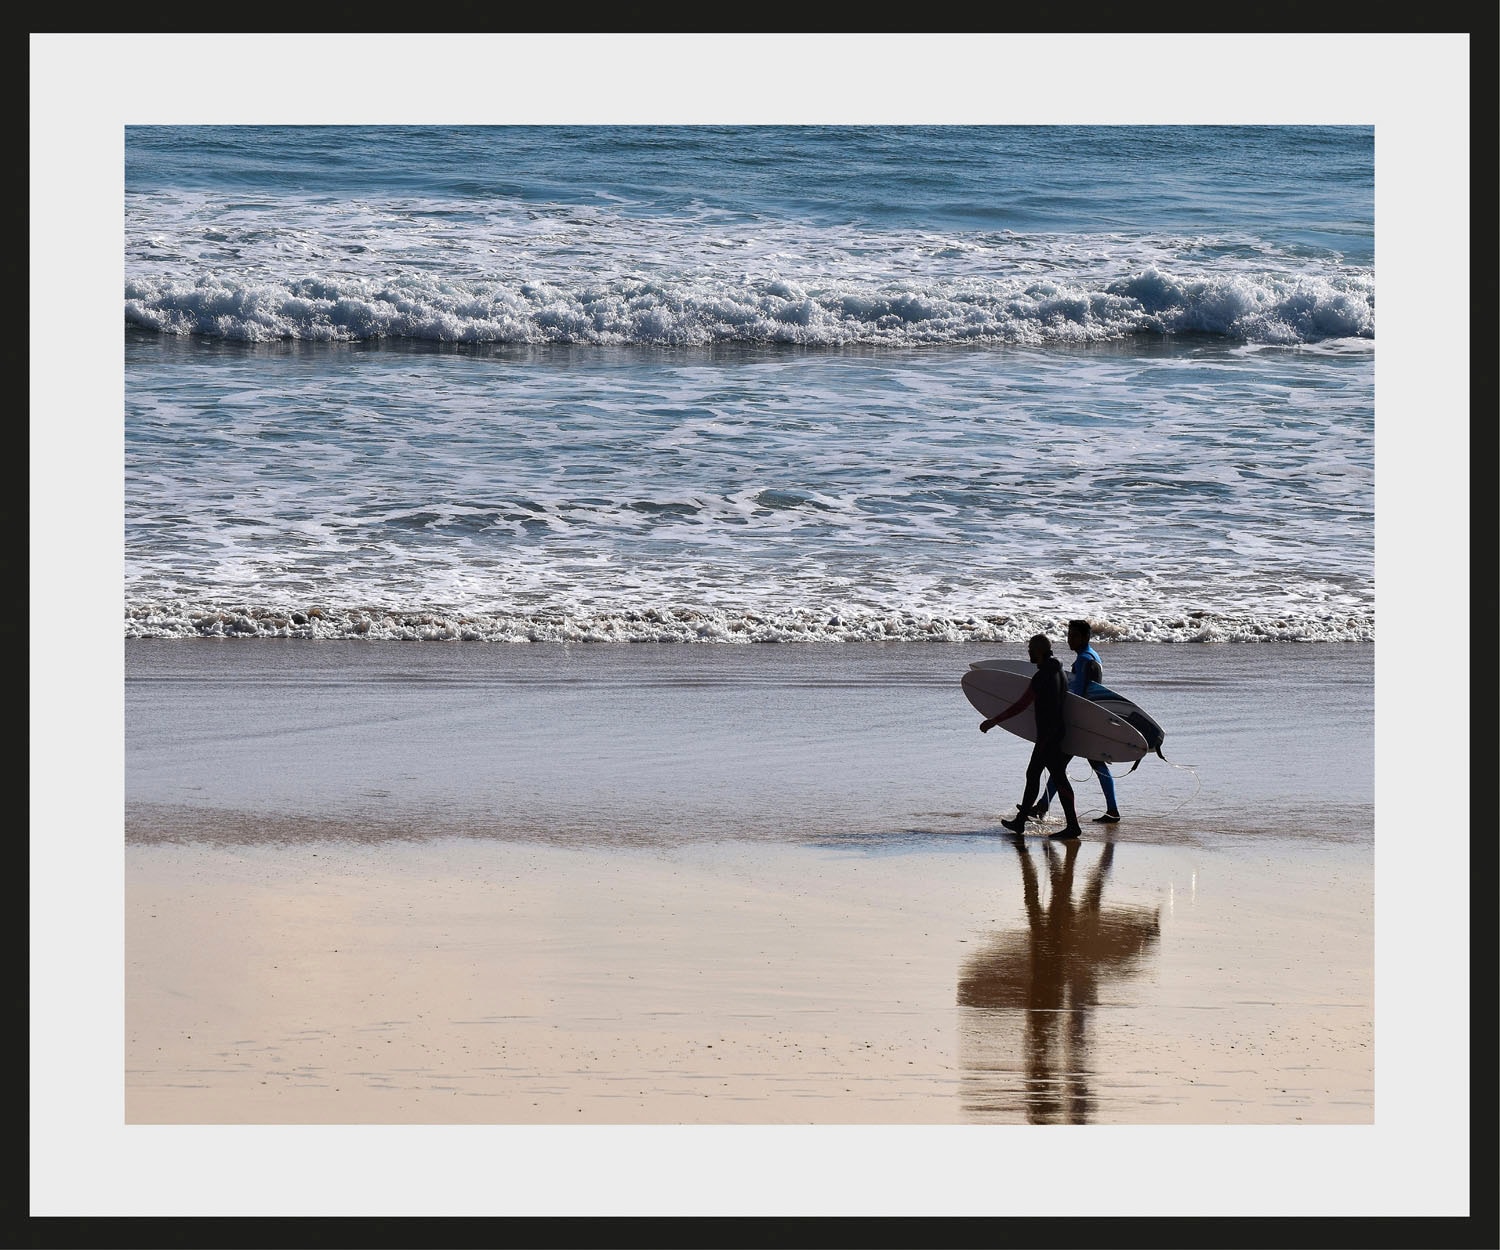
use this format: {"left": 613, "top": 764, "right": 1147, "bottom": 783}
{"left": 957, "top": 836, "right": 1161, "bottom": 1123}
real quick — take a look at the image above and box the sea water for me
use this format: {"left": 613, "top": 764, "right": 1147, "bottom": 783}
{"left": 124, "top": 125, "right": 1373, "bottom": 644}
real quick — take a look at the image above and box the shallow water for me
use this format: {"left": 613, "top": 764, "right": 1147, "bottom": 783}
{"left": 125, "top": 639, "right": 1372, "bottom": 848}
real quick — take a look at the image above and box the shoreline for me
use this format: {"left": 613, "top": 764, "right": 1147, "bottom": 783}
{"left": 124, "top": 639, "right": 1375, "bottom": 849}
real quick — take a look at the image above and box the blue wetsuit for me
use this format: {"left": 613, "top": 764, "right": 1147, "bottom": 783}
{"left": 1041, "top": 643, "right": 1119, "bottom": 815}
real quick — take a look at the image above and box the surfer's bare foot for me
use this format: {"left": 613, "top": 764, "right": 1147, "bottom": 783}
{"left": 1093, "top": 812, "right": 1120, "bottom": 823}
{"left": 999, "top": 815, "right": 1027, "bottom": 834}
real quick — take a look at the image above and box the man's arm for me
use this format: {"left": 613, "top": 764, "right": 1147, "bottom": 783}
{"left": 981, "top": 685, "right": 1035, "bottom": 732}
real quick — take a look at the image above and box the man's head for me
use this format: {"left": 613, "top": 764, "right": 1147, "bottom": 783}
{"left": 1027, "top": 633, "right": 1052, "bottom": 664}
{"left": 1067, "top": 618, "right": 1091, "bottom": 650}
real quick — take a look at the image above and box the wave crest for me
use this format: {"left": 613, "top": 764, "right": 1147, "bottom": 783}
{"left": 124, "top": 268, "right": 1374, "bottom": 348}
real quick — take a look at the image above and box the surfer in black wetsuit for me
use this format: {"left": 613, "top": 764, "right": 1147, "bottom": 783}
{"left": 980, "top": 632, "right": 1083, "bottom": 840}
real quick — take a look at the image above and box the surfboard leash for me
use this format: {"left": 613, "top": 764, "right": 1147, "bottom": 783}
{"left": 1155, "top": 757, "right": 1202, "bottom": 816}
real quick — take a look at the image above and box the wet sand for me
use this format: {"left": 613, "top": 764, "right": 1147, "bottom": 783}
{"left": 124, "top": 640, "right": 1374, "bottom": 1131}
{"left": 125, "top": 831, "right": 1373, "bottom": 1127}
{"left": 35, "top": 640, "right": 1472, "bottom": 1216}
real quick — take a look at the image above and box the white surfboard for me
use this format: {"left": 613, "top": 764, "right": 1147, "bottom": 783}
{"left": 969, "top": 658, "right": 1167, "bottom": 760}
{"left": 961, "top": 665, "right": 1149, "bottom": 764}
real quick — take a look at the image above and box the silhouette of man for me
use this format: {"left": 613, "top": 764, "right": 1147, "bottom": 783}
{"left": 980, "top": 632, "right": 1083, "bottom": 839}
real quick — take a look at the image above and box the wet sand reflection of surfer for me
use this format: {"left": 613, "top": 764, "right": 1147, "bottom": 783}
{"left": 956, "top": 835, "right": 1161, "bottom": 1123}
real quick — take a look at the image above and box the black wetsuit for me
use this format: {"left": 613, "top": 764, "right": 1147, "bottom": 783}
{"left": 1019, "top": 656, "right": 1078, "bottom": 826}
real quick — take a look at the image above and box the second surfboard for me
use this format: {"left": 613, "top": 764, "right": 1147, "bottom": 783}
{"left": 961, "top": 665, "right": 1149, "bottom": 765}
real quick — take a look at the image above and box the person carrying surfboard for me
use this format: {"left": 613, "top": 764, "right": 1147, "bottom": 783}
{"left": 980, "top": 633, "right": 1084, "bottom": 840}
{"left": 1034, "top": 619, "right": 1122, "bottom": 824}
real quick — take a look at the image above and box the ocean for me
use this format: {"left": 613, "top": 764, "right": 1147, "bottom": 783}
{"left": 123, "top": 125, "right": 1374, "bottom": 646}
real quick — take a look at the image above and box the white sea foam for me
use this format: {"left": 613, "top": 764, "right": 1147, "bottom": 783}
{"left": 123, "top": 332, "right": 1373, "bottom": 642}
{"left": 124, "top": 189, "right": 1374, "bottom": 347}
{"left": 123, "top": 266, "right": 1373, "bottom": 347}
{"left": 122, "top": 601, "right": 1373, "bottom": 645}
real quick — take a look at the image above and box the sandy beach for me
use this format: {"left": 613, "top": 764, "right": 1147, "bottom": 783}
{"left": 118, "top": 640, "right": 1378, "bottom": 1129}
{"left": 125, "top": 832, "right": 1373, "bottom": 1127}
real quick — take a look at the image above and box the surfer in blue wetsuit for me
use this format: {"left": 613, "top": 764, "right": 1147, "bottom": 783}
{"left": 1035, "top": 619, "right": 1121, "bottom": 825}
{"left": 981, "top": 633, "right": 1083, "bottom": 840}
